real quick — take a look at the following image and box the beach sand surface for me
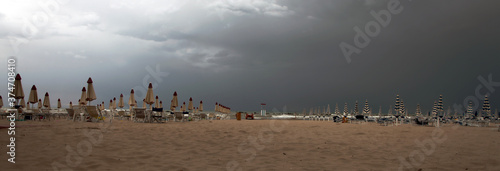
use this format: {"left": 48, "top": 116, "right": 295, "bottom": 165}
{"left": 1, "top": 119, "right": 499, "bottom": 171}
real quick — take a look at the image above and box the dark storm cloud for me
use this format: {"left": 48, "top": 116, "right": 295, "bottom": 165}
{"left": 1, "top": 0, "right": 499, "bottom": 114}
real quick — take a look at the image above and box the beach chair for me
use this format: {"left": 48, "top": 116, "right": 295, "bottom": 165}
{"left": 165, "top": 112, "right": 174, "bottom": 122}
{"left": 85, "top": 106, "right": 103, "bottom": 122}
{"left": 208, "top": 113, "right": 215, "bottom": 120}
{"left": 151, "top": 108, "right": 163, "bottom": 123}
{"left": 66, "top": 108, "right": 75, "bottom": 121}
{"left": 200, "top": 113, "right": 207, "bottom": 120}
{"left": 173, "top": 112, "right": 185, "bottom": 122}
{"left": 116, "top": 111, "right": 130, "bottom": 120}
{"left": 133, "top": 108, "right": 147, "bottom": 123}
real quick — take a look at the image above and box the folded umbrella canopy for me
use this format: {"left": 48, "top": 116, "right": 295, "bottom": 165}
{"left": 43, "top": 92, "right": 51, "bottom": 109}
{"left": 171, "top": 91, "right": 178, "bottom": 111}
{"left": 118, "top": 94, "right": 124, "bottom": 108}
{"left": 128, "top": 89, "right": 136, "bottom": 108}
{"left": 188, "top": 97, "right": 193, "bottom": 111}
{"left": 113, "top": 97, "right": 117, "bottom": 110}
{"left": 57, "top": 98, "right": 61, "bottom": 109}
{"left": 86, "top": 77, "right": 97, "bottom": 105}
{"left": 159, "top": 101, "right": 163, "bottom": 108}
{"left": 13, "top": 74, "right": 25, "bottom": 104}
{"left": 144, "top": 83, "right": 155, "bottom": 109}
{"left": 69, "top": 101, "right": 73, "bottom": 109}
{"left": 199, "top": 101, "right": 203, "bottom": 111}
{"left": 155, "top": 96, "right": 159, "bottom": 108}
{"left": 28, "top": 85, "right": 38, "bottom": 109}
{"left": 38, "top": 99, "right": 42, "bottom": 109}
{"left": 80, "top": 87, "right": 87, "bottom": 105}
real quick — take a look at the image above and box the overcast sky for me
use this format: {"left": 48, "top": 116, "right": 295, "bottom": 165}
{"left": 1, "top": 0, "right": 499, "bottom": 114}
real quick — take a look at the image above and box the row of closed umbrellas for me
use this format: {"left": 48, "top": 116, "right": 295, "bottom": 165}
{"left": 6, "top": 74, "right": 59, "bottom": 110}
{"left": 5, "top": 74, "right": 231, "bottom": 113}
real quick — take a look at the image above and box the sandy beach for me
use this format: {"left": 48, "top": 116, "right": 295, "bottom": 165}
{"left": 1, "top": 119, "right": 499, "bottom": 171}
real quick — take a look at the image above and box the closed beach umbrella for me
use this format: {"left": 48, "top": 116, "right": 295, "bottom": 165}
{"left": 170, "top": 100, "right": 175, "bottom": 111}
{"left": 118, "top": 94, "right": 124, "bottom": 108}
{"left": 26, "top": 101, "right": 30, "bottom": 109}
{"left": 160, "top": 101, "right": 163, "bottom": 108}
{"left": 144, "top": 83, "right": 155, "bottom": 108}
{"left": 80, "top": 87, "right": 87, "bottom": 105}
{"left": 43, "top": 92, "right": 51, "bottom": 109}
{"left": 109, "top": 100, "right": 113, "bottom": 110}
{"left": 86, "top": 77, "right": 97, "bottom": 105}
{"left": 57, "top": 98, "right": 61, "bottom": 109}
{"left": 215, "top": 102, "right": 218, "bottom": 112}
{"left": 128, "top": 89, "right": 136, "bottom": 107}
{"left": 112, "top": 97, "right": 116, "bottom": 109}
{"left": 0, "top": 96, "right": 3, "bottom": 108}
{"left": 69, "top": 101, "right": 73, "bottom": 109}
{"left": 188, "top": 97, "right": 193, "bottom": 110}
{"left": 13, "top": 74, "right": 25, "bottom": 103}
{"left": 155, "top": 96, "right": 159, "bottom": 108}
{"left": 182, "top": 102, "right": 186, "bottom": 112}
{"left": 172, "top": 91, "right": 178, "bottom": 108}
{"left": 28, "top": 85, "right": 38, "bottom": 108}
{"left": 38, "top": 99, "right": 42, "bottom": 109}
{"left": 143, "top": 99, "right": 146, "bottom": 108}
{"left": 199, "top": 101, "right": 203, "bottom": 111}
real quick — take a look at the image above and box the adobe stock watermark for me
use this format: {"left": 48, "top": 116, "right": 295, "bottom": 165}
{"left": 397, "top": 73, "right": 499, "bottom": 171}
{"left": 8, "top": 0, "right": 69, "bottom": 54}
{"left": 339, "top": 0, "right": 409, "bottom": 64}
{"left": 51, "top": 121, "right": 113, "bottom": 171}
{"left": 226, "top": 107, "right": 289, "bottom": 171}
{"left": 130, "top": 64, "right": 169, "bottom": 102}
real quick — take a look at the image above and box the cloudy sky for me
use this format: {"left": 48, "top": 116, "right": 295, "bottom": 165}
{"left": 1, "top": 0, "right": 499, "bottom": 114}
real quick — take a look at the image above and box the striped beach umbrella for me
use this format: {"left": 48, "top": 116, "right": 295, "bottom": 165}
{"left": 354, "top": 101, "right": 359, "bottom": 115}
{"left": 343, "top": 103, "right": 349, "bottom": 115}
{"left": 482, "top": 94, "right": 491, "bottom": 118}
{"left": 362, "top": 99, "right": 370, "bottom": 116}
{"left": 415, "top": 104, "right": 422, "bottom": 116}
{"left": 437, "top": 95, "right": 443, "bottom": 116}
{"left": 394, "top": 94, "right": 400, "bottom": 115}
{"left": 400, "top": 99, "right": 406, "bottom": 116}
{"left": 432, "top": 101, "right": 437, "bottom": 117}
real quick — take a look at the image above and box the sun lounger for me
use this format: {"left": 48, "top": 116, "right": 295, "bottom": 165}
{"left": 85, "top": 106, "right": 103, "bottom": 122}
{"left": 133, "top": 108, "right": 147, "bottom": 123}
{"left": 173, "top": 112, "right": 185, "bottom": 122}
